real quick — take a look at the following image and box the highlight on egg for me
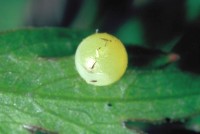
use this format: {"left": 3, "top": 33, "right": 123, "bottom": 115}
{"left": 75, "top": 33, "right": 128, "bottom": 86}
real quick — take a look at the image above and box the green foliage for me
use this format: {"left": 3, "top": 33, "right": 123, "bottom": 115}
{"left": 186, "top": 0, "right": 200, "bottom": 21}
{"left": 0, "top": 28, "right": 200, "bottom": 134}
{"left": 0, "top": 0, "right": 30, "bottom": 31}
{"left": 116, "top": 19, "right": 145, "bottom": 46}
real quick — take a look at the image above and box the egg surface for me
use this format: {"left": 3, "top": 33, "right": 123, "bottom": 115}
{"left": 75, "top": 33, "right": 128, "bottom": 86}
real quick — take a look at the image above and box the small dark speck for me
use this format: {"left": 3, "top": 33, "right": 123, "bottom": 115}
{"left": 100, "top": 38, "right": 112, "bottom": 42}
{"left": 90, "top": 62, "right": 96, "bottom": 69}
{"left": 91, "top": 80, "right": 97, "bottom": 82}
{"left": 107, "top": 103, "right": 112, "bottom": 107}
{"left": 23, "top": 124, "right": 58, "bottom": 134}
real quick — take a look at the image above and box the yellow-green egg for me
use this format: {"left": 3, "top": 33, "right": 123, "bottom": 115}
{"left": 75, "top": 33, "right": 128, "bottom": 86}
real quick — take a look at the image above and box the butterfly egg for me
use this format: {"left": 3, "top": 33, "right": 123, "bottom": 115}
{"left": 75, "top": 33, "right": 128, "bottom": 86}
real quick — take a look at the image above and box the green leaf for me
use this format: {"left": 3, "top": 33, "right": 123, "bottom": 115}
{"left": 186, "top": 0, "right": 200, "bottom": 22}
{"left": 186, "top": 115, "right": 200, "bottom": 132}
{"left": 0, "top": 28, "right": 200, "bottom": 134}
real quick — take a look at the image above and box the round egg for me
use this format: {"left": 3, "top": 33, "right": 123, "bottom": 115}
{"left": 75, "top": 33, "right": 128, "bottom": 86}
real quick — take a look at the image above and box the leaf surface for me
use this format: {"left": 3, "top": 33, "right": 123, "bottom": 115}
{"left": 0, "top": 28, "right": 200, "bottom": 134}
